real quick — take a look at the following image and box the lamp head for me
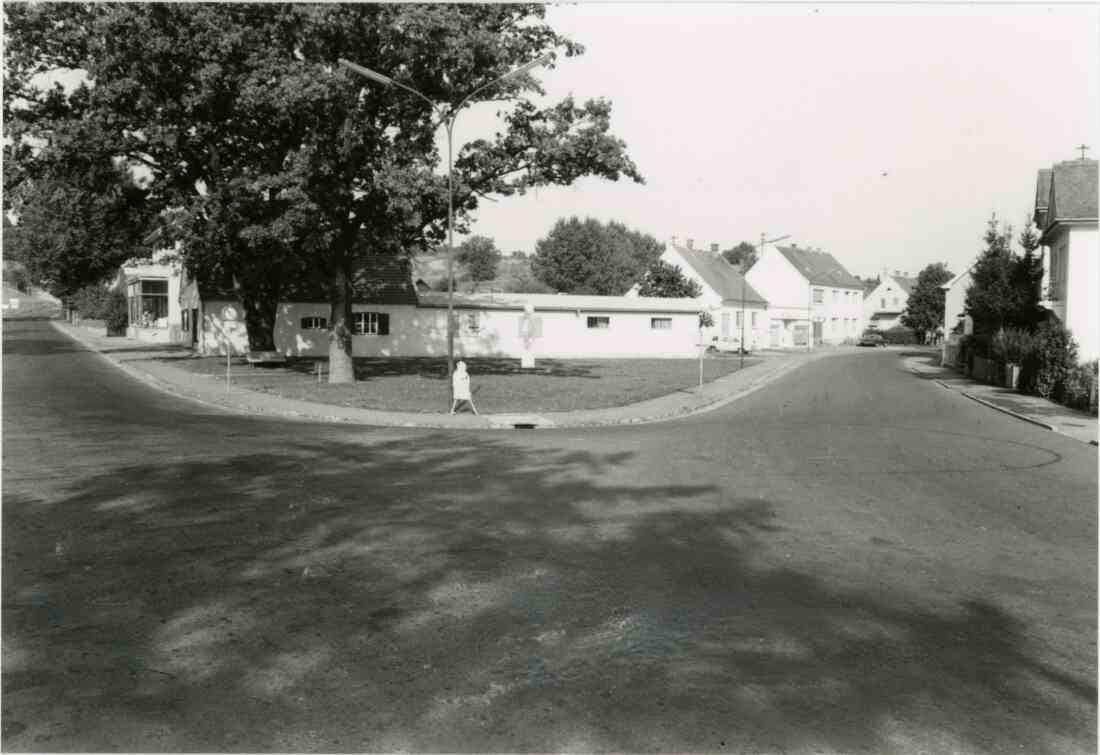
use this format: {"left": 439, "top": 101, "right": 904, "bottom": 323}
{"left": 338, "top": 58, "right": 394, "bottom": 87}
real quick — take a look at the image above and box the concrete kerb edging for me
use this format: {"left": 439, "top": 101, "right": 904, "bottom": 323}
{"left": 958, "top": 391, "right": 1057, "bottom": 432}
{"left": 50, "top": 321, "right": 831, "bottom": 430}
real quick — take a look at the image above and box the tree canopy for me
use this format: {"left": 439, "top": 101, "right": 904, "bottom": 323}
{"left": 456, "top": 235, "right": 502, "bottom": 283}
{"left": 721, "top": 242, "right": 757, "bottom": 272}
{"left": 531, "top": 217, "right": 662, "bottom": 295}
{"left": 637, "top": 260, "right": 702, "bottom": 298}
{"left": 900, "top": 262, "right": 953, "bottom": 340}
{"left": 4, "top": 4, "right": 643, "bottom": 381}
{"left": 965, "top": 216, "right": 1044, "bottom": 335}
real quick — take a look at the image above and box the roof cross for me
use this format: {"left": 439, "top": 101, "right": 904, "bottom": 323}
{"left": 1077, "top": 143, "right": 1090, "bottom": 160}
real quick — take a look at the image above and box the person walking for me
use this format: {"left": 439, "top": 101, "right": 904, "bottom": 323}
{"left": 450, "top": 361, "right": 479, "bottom": 415}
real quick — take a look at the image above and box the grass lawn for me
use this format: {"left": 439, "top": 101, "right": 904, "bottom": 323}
{"left": 171, "top": 354, "right": 763, "bottom": 413}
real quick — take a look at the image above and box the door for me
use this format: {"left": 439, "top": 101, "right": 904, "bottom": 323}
{"left": 812, "top": 321, "right": 823, "bottom": 345}
{"left": 769, "top": 322, "right": 781, "bottom": 347}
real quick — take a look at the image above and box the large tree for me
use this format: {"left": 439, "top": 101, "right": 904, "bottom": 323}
{"left": 455, "top": 235, "right": 501, "bottom": 283}
{"left": 531, "top": 217, "right": 662, "bottom": 295}
{"left": 900, "top": 262, "right": 953, "bottom": 343}
{"left": 637, "top": 260, "right": 702, "bottom": 298}
{"left": 4, "top": 4, "right": 643, "bottom": 382}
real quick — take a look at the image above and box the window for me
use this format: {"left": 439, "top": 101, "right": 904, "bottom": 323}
{"left": 831, "top": 317, "right": 839, "bottom": 332}
{"left": 832, "top": 289, "right": 839, "bottom": 302}
{"left": 813, "top": 288, "right": 824, "bottom": 304}
{"left": 751, "top": 311, "right": 758, "bottom": 326}
{"left": 650, "top": 317, "right": 672, "bottom": 330}
{"left": 892, "top": 297, "right": 900, "bottom": 307}
{"left": 720, "top": 312, "right": 730, "bottom": 337}
{"left": 880, "top": 297, "right": 886, "bottom": 309}
{"left": 300, "top": 316, "right": 328, "bottom": 330}
{"left": 353, "top": 311, "right": 390, "bottom": 335}
{"left": 586, "top": 316, "right": 610, "bottom": 329}
{"left": 735, "top": 311, "right": 743, "bottom": 328}
{"left": 127, "top": 278, "right": 169, "bottom": 327}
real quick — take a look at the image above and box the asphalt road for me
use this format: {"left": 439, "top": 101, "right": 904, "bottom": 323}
{"left": 3, "top": 319, "right": 1096, "bottom": 753}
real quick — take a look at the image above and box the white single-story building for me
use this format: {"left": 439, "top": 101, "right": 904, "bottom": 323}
{"left": 181, "top": 256, "right": 708, "bottom": 360}
{"left": 115, "top": 252, "right": 183, "bottom": 343}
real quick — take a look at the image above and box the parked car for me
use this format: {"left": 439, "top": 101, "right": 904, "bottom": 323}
{"left": 858, "top": 330, "right": 886, "bottom": 347}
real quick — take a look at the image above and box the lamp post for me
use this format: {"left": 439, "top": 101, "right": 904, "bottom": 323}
{"left": 752, "top": 233, "right": 790, "bottom": 364}
{"left": 338, "top": 55, "right": 552, "bottom": 403}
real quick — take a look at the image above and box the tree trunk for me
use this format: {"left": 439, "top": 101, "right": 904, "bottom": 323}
{"left": 328, "top": 266, "right": 355, "bottom": 384}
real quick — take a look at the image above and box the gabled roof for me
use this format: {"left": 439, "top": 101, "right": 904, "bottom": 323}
{"left": 892, "top": 276, "right": 918, "bottom": 295}
{"left": 1045, "top": 159, "right": 1098, "bottom": 227}
{"left": 669, "top": 243, "right": 767, "bottom": 305}
{"left": 776, "top": 245, "right": 862, "bottom": 289}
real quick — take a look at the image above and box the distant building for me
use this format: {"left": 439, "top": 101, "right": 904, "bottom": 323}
{"left": 746, "top": 243, "right": 864, "bottom": 347}
{"left": 940, "top": 265, "right": 974, "bottom": 366}
{"left": 1033, "top": 157, "right": 1098, "bottom": 362}
{"left": 862, "top": 272, "right": 918, "bottom": 332}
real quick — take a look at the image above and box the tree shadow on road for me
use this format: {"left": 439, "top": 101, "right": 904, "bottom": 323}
{"left": 2, "top": 428, "right": 1095, "bottom": 752}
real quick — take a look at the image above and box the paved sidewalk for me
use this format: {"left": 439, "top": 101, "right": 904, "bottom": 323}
{"left": 51, "top": 320, "right": 842, "bottom": 430}
{"left": 905, "top": 351, "right": 1098, "bottom": 445}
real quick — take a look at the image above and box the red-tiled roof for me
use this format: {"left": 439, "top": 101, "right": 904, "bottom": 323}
{"left": 670, "top": 244, "right": 768, "bottom": 305}
{"left": 776, "top": 245, "right": 862, "bottom": 289}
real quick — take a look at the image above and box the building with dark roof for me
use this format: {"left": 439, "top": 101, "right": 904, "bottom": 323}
{"left": 1033, "top": 157, "right": 1098, "bottom": 362}
{"left": 746, "top": 242, "right": 865, "bottom": 346}
{"left": 650, "top": 239, "right": 770, "bottom": 351}
{"left": 862, "top": 273, "right": 920, "bottom": 332}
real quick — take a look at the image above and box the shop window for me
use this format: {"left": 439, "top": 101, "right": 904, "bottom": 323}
{"left": 353, "top": 311, "right": 390, "bottom": 335}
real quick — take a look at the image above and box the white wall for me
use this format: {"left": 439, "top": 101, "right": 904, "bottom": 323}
{"left": 207, "top": 301, "right": 703, "bottom": 359}
{"left": 124, "top": 262, "right": 183, "bottom": 343}
{"left": 811, "top": 284, "right": 864, "bottom": 344}
{"left": 1065, "top": 226, "right": 1098, "bottom": 363}
{"left": 862, "top": 276, "right": 911, "bottom": 331}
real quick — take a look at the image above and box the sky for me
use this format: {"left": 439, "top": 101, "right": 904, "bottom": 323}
{"left": 454, "top": 2, "right": 1099, "bottom": 280}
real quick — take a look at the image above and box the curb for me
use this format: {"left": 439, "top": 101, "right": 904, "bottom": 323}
{"left": 959, "top": 391, "right": 1057, "bottom": 432}
{"left": 50, "top": 321, "right": 827, "bottom": 431}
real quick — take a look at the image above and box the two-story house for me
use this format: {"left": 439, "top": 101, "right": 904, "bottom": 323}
{"left": 644, "top": 239, "right": 770, "bottom": 351}
{"left": 746, "top": 243, "right": 864, "bottom": 347}
{"left": 862, "top": 271, "right": 918, "bottom": 332}
{"left": 1033, "top": 157, "right": 1098, "bottom": 363}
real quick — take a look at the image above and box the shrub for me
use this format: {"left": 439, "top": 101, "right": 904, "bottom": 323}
{"left": 1061, "top": 360, "right": 1098, "bottom": 413}
{"left": 990, "top": 327, "right": 1038, "bottom": 365}
{"left": 1018, "top": 319, "right": 1079, "bottom": 400}
{"left": 70, "top": 284, "right": 127, "bottom": 334}
{"left": 879, "top": 326, "right": 918, "bottom": 345}
{"left": 102, "top": 291, "right": 128, "bottom": 335}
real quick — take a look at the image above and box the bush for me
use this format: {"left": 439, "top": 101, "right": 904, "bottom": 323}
{"left": 1061, "top": 360, "right": 1098, "bottom": 413}
{"left": 1018, "top": 319, "right": 1079, "bottom": 400}
{"left": 878, "top": 326, "right": 918, "bottom": 345}
{"left": 71, "top": 284, "right": 127, "bottom": 335}
{"left": 990, "top": 327, "right": 1038, "bottom": 365}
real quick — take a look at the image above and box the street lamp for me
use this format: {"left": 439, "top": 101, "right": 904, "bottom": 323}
{"left": 339, "top": 54, "right": 553, "bottom": 402}
{"left": 749, "top": 233, "right": 790, "bottom": 365}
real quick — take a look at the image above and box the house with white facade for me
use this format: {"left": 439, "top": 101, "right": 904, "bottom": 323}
{"left": 642, "top": 239, "right": 769, "bottom": 351}
{"left": 1033, "top": 157, "right": 1098, "bottom": 363}
{"left": 940, "top": 265, "right": 974, "bottom": 366}
{"left": 746, "top": 243, "right": 864, "bottom": 346}
{"left": 862, "top": 272, "right": 918, "bottom": 332}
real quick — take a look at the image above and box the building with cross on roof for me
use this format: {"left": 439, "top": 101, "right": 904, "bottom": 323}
{"left": 1033, "top": 152, "right": 1098, "bottom": 363}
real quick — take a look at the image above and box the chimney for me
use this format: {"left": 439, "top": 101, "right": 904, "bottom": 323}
{"left": 686, "top": 238, "right": 694, "bottom": 249}
{"left": 671, "top": 235, "right": 678, "bottom": 246}
{"left": 894, "top": 270, "right": 901, "bottom": 277}
{"left": 710, "top": 243, "right": 719, "bottom": 253}
{"left": 791, "top": 243, "right": 798, "bottom": 248}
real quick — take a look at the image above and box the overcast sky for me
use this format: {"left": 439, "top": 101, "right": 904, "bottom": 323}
{"left": 457, "top": 2, "right": 1099, "bottom": 280}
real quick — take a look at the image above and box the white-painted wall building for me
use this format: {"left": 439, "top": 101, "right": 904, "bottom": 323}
{"left": 940, "top": 266, "right": 974, "bottom": 366}
{"left": 1034, "top": 158, "right": 1098, "bottom": 363}
{"left": 746, "top": 243, "right": 864, "bottom": 346}
{"left": 639, "top": 240, "right": 770, "bottom": 350}
{"left": 196, "top": 293, "right": 706, "bottom": 360}
{"left": 862, "top": 273, "right": 918, "bottom": 332}
{"left": 116, "top": 252, "right": 183, "bottom": 343}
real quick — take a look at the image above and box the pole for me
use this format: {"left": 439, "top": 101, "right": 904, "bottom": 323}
{"left": 446, "top": 118, "right": 455, "bottom": 407}
{"left": 699, "top": 326, "right": 704, "bottom": 390}
{"left": 226, "top": 349, "right": 231, "bottom": 396}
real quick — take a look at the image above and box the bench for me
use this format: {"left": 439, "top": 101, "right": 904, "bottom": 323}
{"left": 245, "top": 350, "right": 288, "bottom": 367}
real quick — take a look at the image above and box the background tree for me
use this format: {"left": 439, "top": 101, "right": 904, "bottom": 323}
{"left": 721, "top": 241, "right": 757, "bottom": 272}
{"left": 637, "top": 260, "right": 702, "bottom": 298}
{"left": 532, "top": 217, "right": 662, "bottom": 294}
{"left": 901, "top": 262, "right": 953, "bottom": 343}
{"left": 456, "top": 235, "right": 502, "bottom": 283}
{"left": 965, "top": 215, "right": 1044, "bottom": 335}
{"left": 5, "top": 4, "right": 644, "bottom": 382}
